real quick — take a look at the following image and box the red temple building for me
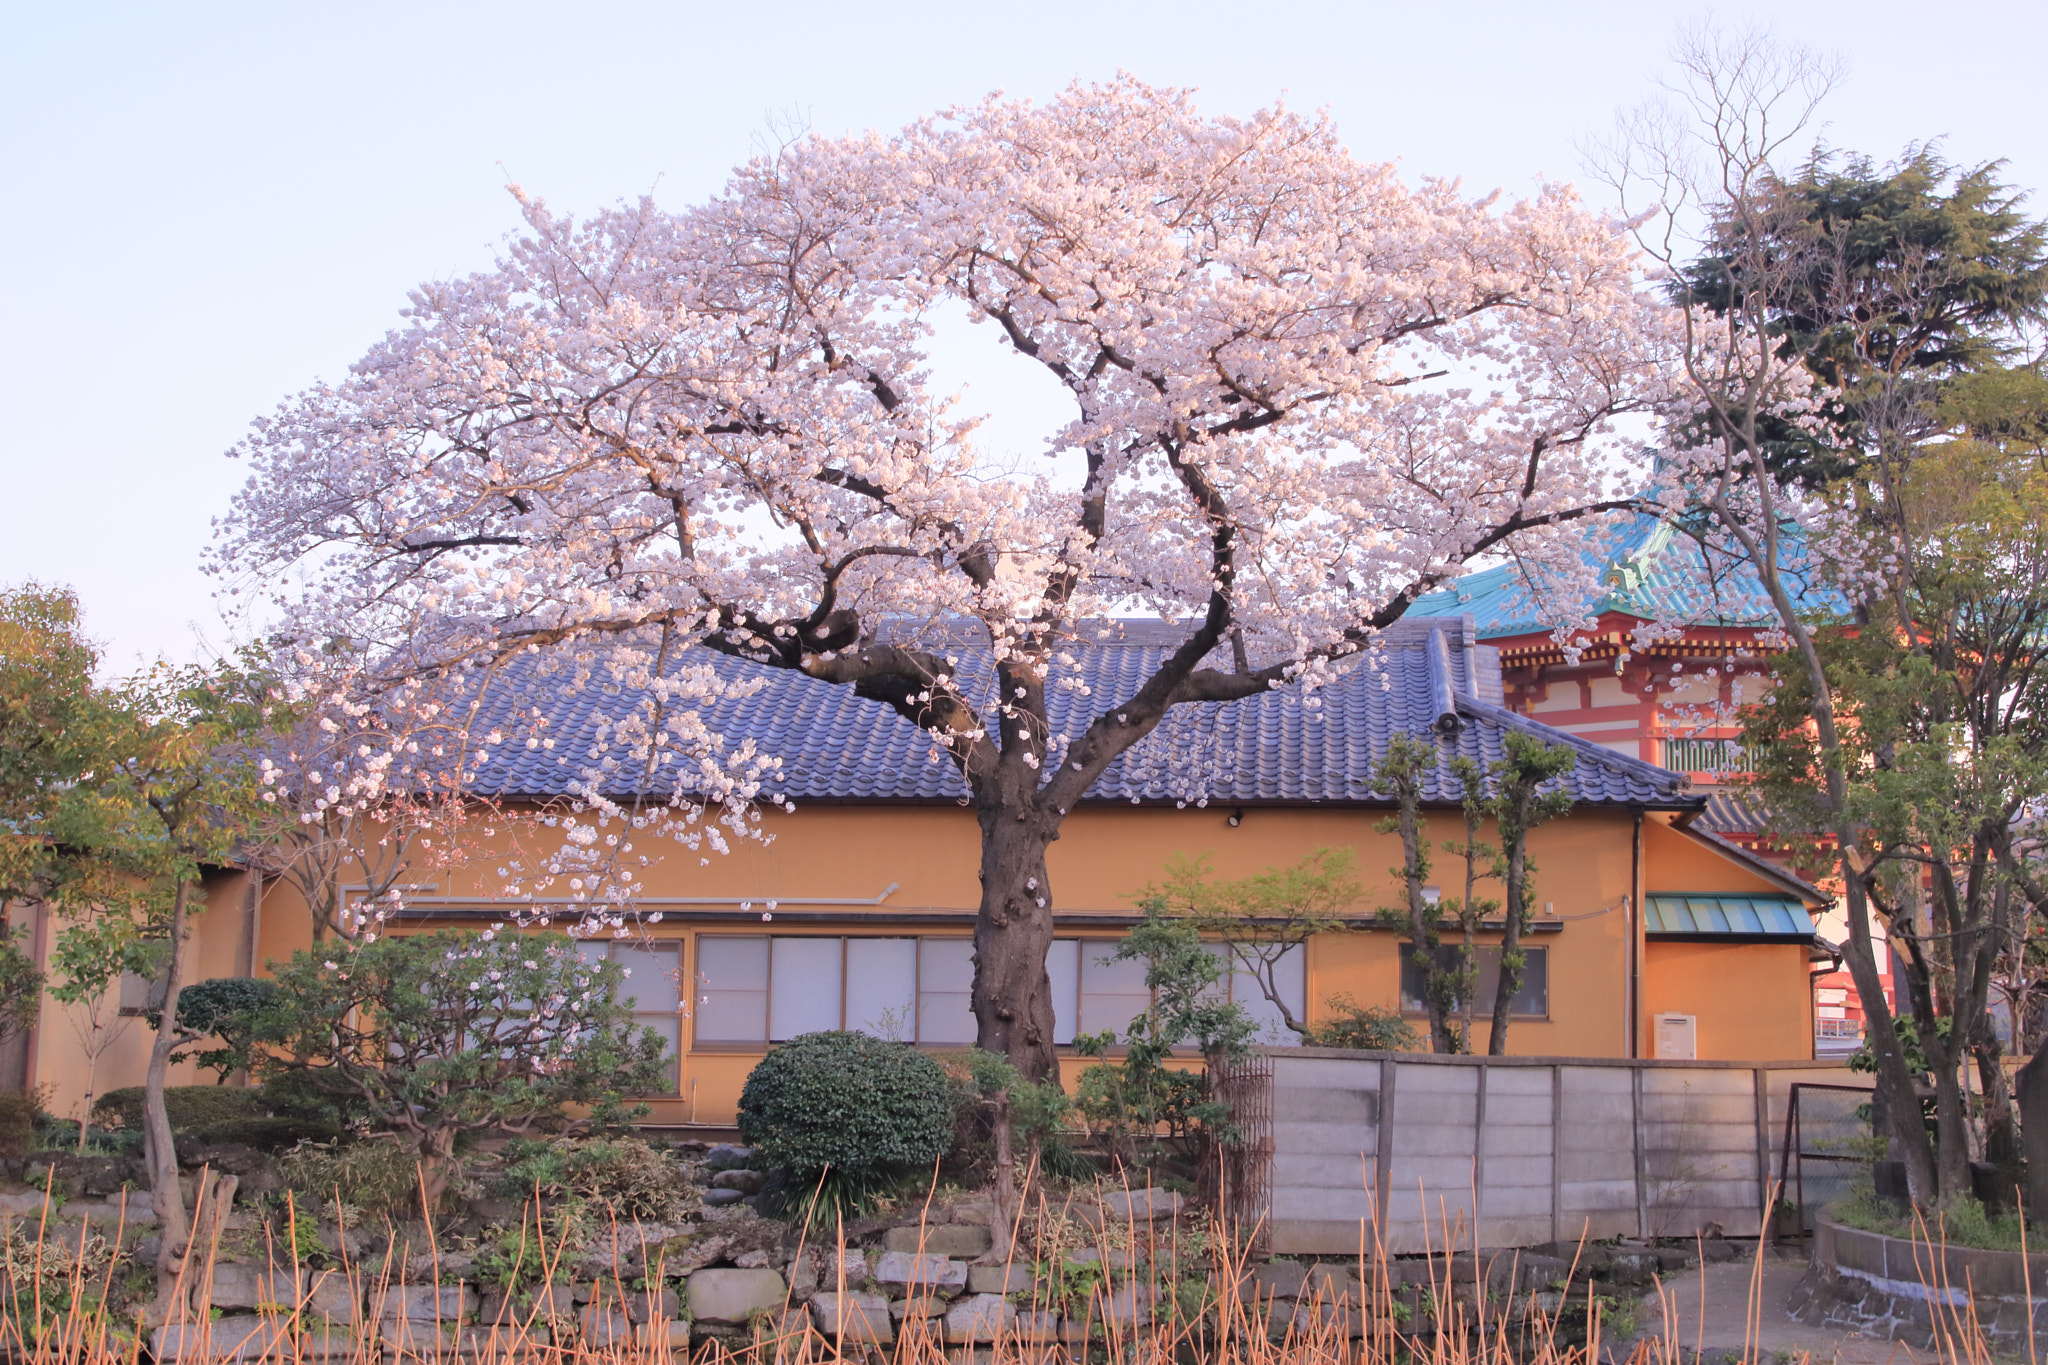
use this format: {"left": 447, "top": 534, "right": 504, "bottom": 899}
{"left": 1411, "top": 513, "right": 1890, "bottom": 1056}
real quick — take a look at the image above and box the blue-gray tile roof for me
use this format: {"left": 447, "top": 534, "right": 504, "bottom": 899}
{"left": 1407, "top": 512, "right": 1844, "bottom": 640}
{"left": 1643, "top": 893, "right": 1818, "bottom": 940}
{"left": 467, "top": 617, "right": 1699, "bottom": 811}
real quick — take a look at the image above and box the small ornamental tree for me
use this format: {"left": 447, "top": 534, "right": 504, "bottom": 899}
{"left": 219, "top": 77, "right": 1681, "bottom": 1080}
{"left": 1376, "top": 730, "right": 1573, "bottom": 1054}
{"left": 148, "top": 978, "right": 281, "bottom": 1083}
{"left": 1143, "top": 848, "right": 1361, "bottom": 1038}
{"left": 256, "top": 930, "right": 670, "bottom": 1207}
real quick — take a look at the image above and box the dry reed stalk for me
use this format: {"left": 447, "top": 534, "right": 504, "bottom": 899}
{"left": 0, "top": 1178, "right": 2009, "bottom": 1365}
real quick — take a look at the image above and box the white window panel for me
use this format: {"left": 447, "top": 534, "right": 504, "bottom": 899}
{"left": 1079, "top": 946, "right": 1151, "bottom": 1039}
{"left": 696, "top": 936, "right": 769, "bottom": 1043}
{"left": 1046, "top": 939, "right": 1080, "bottom": 1046}
{"left": 612, "top": 943, "right": 681, "bottom": 1014}
{"left": 918, "top": 939, "right": 977, "bottom": 1045}
{"left": 1232, "top": 944, "right": 1306, "bottom": 1044}
{"left": 769, "top": 937, "right": 844, "bottom": 1041}
{"left": 845, "top": 938, "right": 918, "bottom": 1041}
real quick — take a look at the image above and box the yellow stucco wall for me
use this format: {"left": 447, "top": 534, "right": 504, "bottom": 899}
{"left": 1643, "top": 940, "right": 1814, "bottom": 1062}
{"left": 22, "top": 799, "right": 1821, "bottom": 1126}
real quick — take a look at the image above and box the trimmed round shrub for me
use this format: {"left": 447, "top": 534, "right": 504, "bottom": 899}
{"left": 737, "top": 1031, "right": 952, "bottom": 1180}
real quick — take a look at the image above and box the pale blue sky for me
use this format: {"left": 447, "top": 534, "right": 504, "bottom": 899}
{"left": 3, "top": 0, "right": 2041, "bottom": 669}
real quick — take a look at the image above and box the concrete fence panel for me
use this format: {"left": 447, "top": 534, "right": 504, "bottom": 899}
{"left": 1259, "top": 1049, "right": 1867, "bottom": 1256}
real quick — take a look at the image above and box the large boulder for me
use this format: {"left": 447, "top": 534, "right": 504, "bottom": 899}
{"left": 873, "top": 1251, "right": 968, "bottom": 1290}
{"left": 944, "top": 1293, "right": 1015, "bottom": 1343}
{"left": 151, "top": 1317, "right": 291, "bottom": 1362}
{"left": 809, "top": 1291, "right": 893, "bottom": 1344}
{"left": 1101, "top": 1188, "right": 1184, "bottom": 1222}
{"left": 882, "top": 1223, "right": 991, "bottom": 1257}
{"left": 685, "top": 1267, "right": 787, "bottom": 1326}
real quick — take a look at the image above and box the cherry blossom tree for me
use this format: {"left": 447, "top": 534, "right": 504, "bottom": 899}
{"left": 218, "top": 78, "right": 1680, "bottom": 1079}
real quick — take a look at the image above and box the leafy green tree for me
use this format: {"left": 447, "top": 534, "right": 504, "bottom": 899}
{"left": 1617, "top": 33, "right": 2048, "bottom": 1206}
{"left": 1140, "top": 847, "right": 1361, "bottom": 1037}
{"left": 1675, "top": 147, "right": 2048, "bottom": 490}
{"left": 255, "top": 930, "right": 670, "bottom": 1207}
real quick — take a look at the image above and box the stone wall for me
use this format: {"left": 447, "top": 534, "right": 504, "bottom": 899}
{"left": 1789, "top": 1213, "right": 2048, "bottom": 1355}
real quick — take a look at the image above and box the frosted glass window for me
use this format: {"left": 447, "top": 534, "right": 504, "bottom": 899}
{"left": 696, "top": 936, "right": 769, "bottom": 1043}
{"left": 918, "top": 939, "right": 977, "bottom": 1044}
{"left": 613, "top": 943, "right": 681, "bottom": 1014}
{"left": 1046, "top": 939, "right": 1080, "bottom": 1046}
{"left": 1079, "top": 946, "right": 1151, "bottom": 1039}
{"left": 769, "top": 937, "right": 845, "bottom": 1041}
{"left": 1232, "top": 944, "right": 1306, "bottom": 1044}
{"left": 846, "top": 938, "right": 918, "bottom": 1040}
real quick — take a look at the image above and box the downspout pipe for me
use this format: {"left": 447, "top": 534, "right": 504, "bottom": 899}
{"left": 1629, "top": 808, "right": 1645, "bottom": 1059}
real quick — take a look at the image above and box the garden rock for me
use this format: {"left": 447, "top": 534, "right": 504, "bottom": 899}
{"left": 944, "top": 1293, "right": 1015, "bottom": 1343}
{"left": 809, "top": 1290, "right": 893, "bottom": 1343}
{"left": 700, "top": 1187, "right": 746, "bottom": 1207}
{"left": 1014, "top": 1309, "right": 1058, "bottom": 1339}
{"left": 785, "top": 1250, "right": 820, "bottom": 1299}
{"left": 374, "top": 1283, "right": 476, "bottom": 1321}
{"left": 1248, "top": 1262, "right": 1309, "bottom": 1299}
{"left": 1103, "top": 1284, "right": 1152, "bottom": 1328}
{"left": 967, "top": 1263, "right": 1031, "bottom": 1294}
{"left": 1292, "top": 1299, "right": 1364, "bottom": 1337}
{"left": 702, "top": 1144, "right": 755, "bottom": 1171}
{"left": 0, "top": 1189, "right": 50, "bottom": 1217}
{"left": 708, "top": 1168, "right": 763, "bottom": 1193}
{"left": 481, "top": 1285, "right": 575, "bottom": 1326}
{"left": 686, "top": 1267, "right": 786, "bottom": 1325}
{"left": 873, "top": 1251, "right": 968, "bottom": 1289}
{"left": 1101, "top": 1188, "right": 1184, "bottom": 1222}
{"left": 883, "top": 1223, "right": 991, "bottom": 1257}
{"left": 1305, "top": 1264, "right": 1358, "bottom": 1303}
{"left": 826, "top": 1248, "right": 870, "bottom": 1287}
{"left": 580, "top": 1306, "right": 635, "bottom": 1348}
{"left": 949, "top": 1200, "right": 995, "bottom": 1225}
{"left": 61, "top": 1198, "right": 155, "bottom": 1225}
{"left": 299, "top": 1270, "right": 359, "bottom": 1323}
{"left": 151, "top": 1317, "right": 291, "bottom": 1362}
{"left": 890, "top": 1294, "right": 945, "bottom": 1321}
{"left": 377, "top": 1318, "right": 468, "bottom": 1355}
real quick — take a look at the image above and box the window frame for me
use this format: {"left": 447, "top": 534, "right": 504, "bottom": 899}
{"left": 1397, "top": 941, "right": 1550, "bottom": 1021}
{"left": 688, "top": 931, "right": 1311, "bottom": 1050}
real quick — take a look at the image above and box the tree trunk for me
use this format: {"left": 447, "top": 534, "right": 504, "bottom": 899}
{"left": 988, "top": 1087, "right": 1015, "bottom": 1262}
{"left": 1931, "top": 1057, "right": 1972, "bottom": 1206}
{"left": 2015, "top": 1048, "right": 2048, "bottom": 1223}
{"left": 1974, "top": 1037, "right": 2019, "bottom": 1177}
{"left": 416, "top": 1124, "right": 459, "bottom": 1213}
{"left": 1837, "top": 880, "right": 1939, "bottom": 1203}
{"left": 148, "top": 880, "right": 195, "bottom": 1318}
{"left": 1487, "top": 817, "right": 1532, "bottom": 1057}
{"left": 971, "top": 813, "right": 1060, "bottom": 1082}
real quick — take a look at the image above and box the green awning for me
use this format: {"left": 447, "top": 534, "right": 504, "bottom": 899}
{"left": 1644, "top": 894, "right": 1818, "bottom": 940}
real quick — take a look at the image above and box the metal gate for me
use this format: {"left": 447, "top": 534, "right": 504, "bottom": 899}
{"left": 1213, "top": 1053, "right": 1274, "bottom": 1255}
{"left": 1774, "top": 1082, "right": 1876, "bottom": 1237}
